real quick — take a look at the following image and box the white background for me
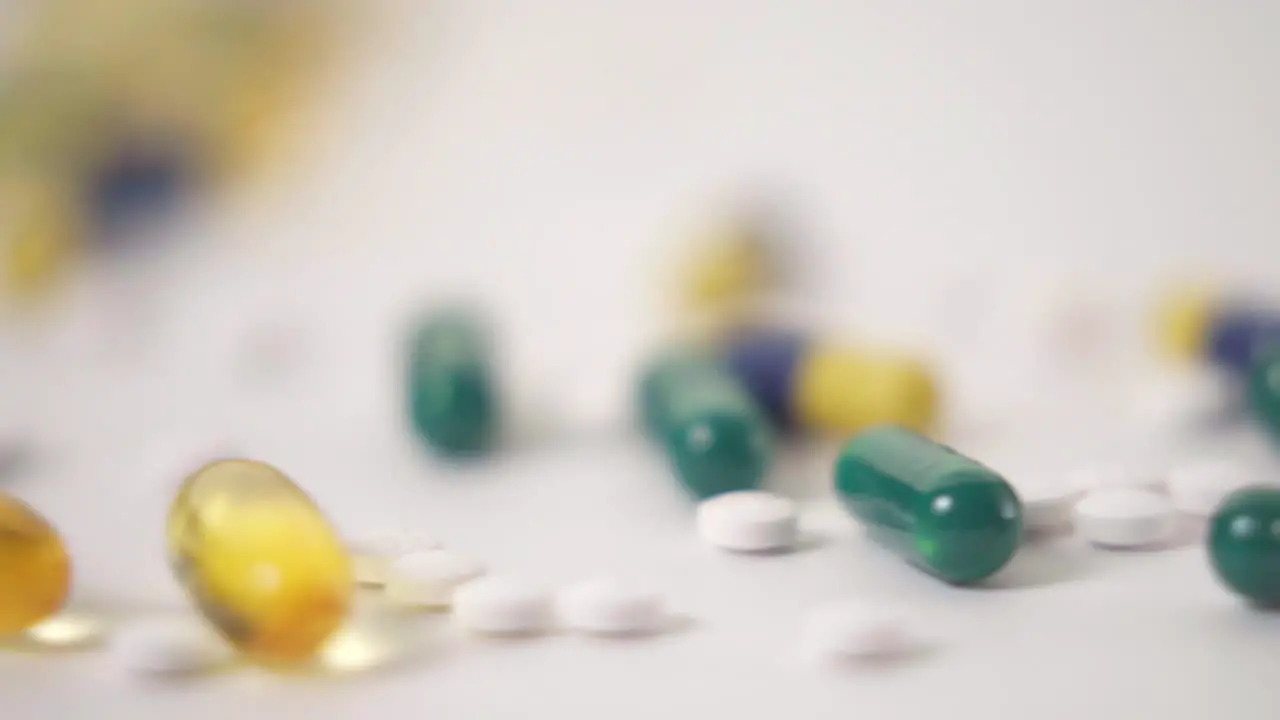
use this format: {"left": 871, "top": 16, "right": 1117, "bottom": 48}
{"left": 3, "top": 1, "right": 1280, "bottom": 717}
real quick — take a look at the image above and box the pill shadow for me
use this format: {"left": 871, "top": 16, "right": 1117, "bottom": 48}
{"left": 807, "top": 642, "right": 941, "bottom": 673}
{"left": 983, "top": 539, "right": 1095, "bottom": 590}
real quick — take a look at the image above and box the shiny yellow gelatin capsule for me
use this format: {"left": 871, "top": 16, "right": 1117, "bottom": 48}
{"left": 0, "top": 494, "right": 72, "bottom": 636}
{"left": 167, "top": 460, "right": 353, "bottom": 665}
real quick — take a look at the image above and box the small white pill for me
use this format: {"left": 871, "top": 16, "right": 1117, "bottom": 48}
{"left": 1066, "top": 462, "right": 1166, "bottom": 494}
{"left": 1167, "top": 459, "right": 1260, "bottom": 516}
{"left": 113, "top": 620, "right": 231, "bottom": 678}
{"left": 1008, "top": 476, "right": 1081, "bottom": 533}
{"left": 453, "top": 577, "right": 552, "bottom": 636}
{"left": 696, "top": 491, "right": 798, "bottom": 553}
{"left": 1075, "top": 487, "right": 1176, "bottom": 549}
{"left": 384, "top": 549, "right": 485, "bottom": 608}
{"left": 559, "top": 577, "right": 666, "bottom": 637}
{"left": 799, "top": 601, "right": 913, "bottom": 661}
{"left": 348, "top": 530, "right": 440, "bottom": 586}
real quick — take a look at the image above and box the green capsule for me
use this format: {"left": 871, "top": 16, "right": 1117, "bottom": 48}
{"left": 638, "top": 352, "right": 773, "bottom": 500}
{"left": 1247, "top": 349, "right": 1280, "bottom": 441}
{"left": 405, "top": 310, "right": 499, "bottom": 458}
{"left": 834, "top": 426, "right": 1022, "bottom": 585}
{"left": 1208, "top": 487, "right": 1280, "bottom": 607}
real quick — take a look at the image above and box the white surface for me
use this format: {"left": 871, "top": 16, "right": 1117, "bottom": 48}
{"left": 1075, "top": 488, "right": 1178, "bottom": 549}
{"left": 1168, "top": 459, "right": 1261, "bottom": 516}
{"left": 112, "top": 620, "right": 231, "bottom": 679}
{"left": 797, "top": 600, "right": 914, "bottom": 661}
{"left": 559, "top": 576, "right": 667, "bottom": 637}
{"left": 5, "top": 0, "right": 1280, "bottom": 717}
{"left": 696, "top": 491, "right": 799, "bottom": 553}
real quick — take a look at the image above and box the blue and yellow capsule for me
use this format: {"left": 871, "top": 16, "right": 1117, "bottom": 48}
{"left": 721, "top": 327, "right": 938, "bottom": 437}
{"left": 1157, "top": 285, "right": 1280, "bottom": 375}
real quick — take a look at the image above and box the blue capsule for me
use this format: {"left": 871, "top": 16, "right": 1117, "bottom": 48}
{"left": 721, "top": 328, "right": 808, "bottom": 430}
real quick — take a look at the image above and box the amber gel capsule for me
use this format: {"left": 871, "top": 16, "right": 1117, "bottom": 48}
{"left": 638, "top": 352, "right": 774, "bottom": 500}
{"left": 167, "top": 460, "right": 353, "bottom": 665}
{"left": 835, "top": 426, "right": 1022, "bottom": 585}
{"left": 0, "top": 494, "right": 71, "bottom": 635}
{"left": 1208, "top": 487, "right": 1280, "bottom": 607}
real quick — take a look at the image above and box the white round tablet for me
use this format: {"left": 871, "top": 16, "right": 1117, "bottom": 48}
{"left": 113, "top": 620, "right": 231, "bottom": 678}
{"left": 1008, "top": 476, "right": 1081, "bottom": 533}
{"left": 696, "top": 491, "right": 798, "bottom": 553}
{"left": 1167, "top": 459, "right": 1260, "bottom": 516}
{"left": 453, "top": 577, "right": 552, "bottom": 636}
{"left": 385, "top": 549, "right": 485, "bottom": 608}
{"left": 348, "top": 530, "right": 440, "bottom": 587}
{"left": 1074, "top": 487, "right": 1176, "bottom": 549}
{"left": 799, "top": 601, "right": 913, "bottom": 661}
{"left": 1066, "top": 462, "right": 1167, "bottom": 494}
{"left": 559, "top": 577, "right": 666, "bottom": 637}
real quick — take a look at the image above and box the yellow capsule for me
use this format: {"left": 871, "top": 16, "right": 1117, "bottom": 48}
{"left": 0, "top": 494, "right": 72, "bottom": 636}
{"left": 677, "top": 216, "right": 774, "bottom": 315}
{"left": 1155, "top": 283, "right": 1215, "bottom": 362}
{"left": 793, "top": 347, "right": 938, "bottom": 437}
{"left": 167, "top": 460, "right": 353, "bottom": 666}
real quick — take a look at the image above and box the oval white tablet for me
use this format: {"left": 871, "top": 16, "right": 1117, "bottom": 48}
{"left": 348, "top": 530, "right": 440, "bottom": 587}
{"left": 1074, "top": 487, "right": 1176, "bottom": 549}
{"left": 1167, "top": 459, "right": 1259, "bottom": 516}
{"left": 1008, "top": 476, "right": 1081, "bottom": 533}
{"left": 559, "top": 577, "right": 666, "bottom": 637}
{"left": 385, "top": 549, "right": 485, "bottom": 608}
{"left": 696, "top": 491, "right": 798, "bottom": 553}
{"left": 799, "top": 601, "right": 913, "bottom": 661}
{"left": 113, "top": 620, "right": 231, "bottom": 678}
{"left": 453, "top": 577, "right": 552, "bottom": 636}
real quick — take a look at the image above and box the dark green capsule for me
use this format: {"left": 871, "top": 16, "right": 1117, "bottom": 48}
{"left": 1208, "top": 487, "right": 1280, "bottom": 607}
{"left": 834, "top": 426, "right": 1022, "bottom": 585}
{"left": 406, "top": 310, "right": 499, "bottom": 458}
{"left": 638, "top": 352, "right": 774, "bottom": 500}
{"left": 1247, "top": 348, "right": 1280, "bottom": 441}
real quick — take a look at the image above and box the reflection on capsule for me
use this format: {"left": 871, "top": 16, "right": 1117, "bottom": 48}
{"left": 167, "top": 459, "right": 353, "bottom": 666}
{"left": 1208, "top": 487, "right": 1280, "bottom": 607}
{"left": 721, "top": 327, "right": 938, "bottom": 437}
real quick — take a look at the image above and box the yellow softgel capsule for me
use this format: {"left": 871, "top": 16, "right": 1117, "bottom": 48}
{"left": 793, "top": 347, "right": 938, "bottom": 437}
{"left": 167, "top": 460, "right": 353, "bottom": 666}
{"left": 0, "top": 494, "right": 72, "bottom": 635}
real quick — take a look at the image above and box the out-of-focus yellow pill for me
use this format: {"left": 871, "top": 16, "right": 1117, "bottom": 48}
{"left": 0, "top": 494, "right": 72, "bottom": 636}
{"left": 167, "top": 460, "right": 353, "bottom": 666}
{"left": 793, "top": 347, "right": 938, "bottom": 437}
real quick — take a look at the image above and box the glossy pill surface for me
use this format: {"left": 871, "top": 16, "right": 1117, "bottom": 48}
{"left": 0, "top": 494, "right": 71, "bottom": 635}
{"left": 1208, "top": 487, "right": 1280, "bottom": 607}
{"left": 835, "top": 426, "right": 1022, "bottom": 585}
{"left": 638, "top": 353, "right": 773, "bottom": 500}
{"left": 167, "top": 460, "right": 353, "bottom": 665}
{"left": 405, "top": 310, "right": 500, "bottom": 457}
{"left": 1247, "top": 348, "right": 1280, "bottom": 440}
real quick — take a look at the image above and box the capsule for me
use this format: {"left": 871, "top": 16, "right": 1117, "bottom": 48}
{"left": 1157, "top": 285, "right": 1280, "bottom": 375}
{"left": 1246, "top": 348, "right": 1280, "bottom": 440}
{"left": 638, "top": 352, "right": 774, "bottom": 500}
{"left": 0, "top": 494, "right": 72, "bottom": 635}
{"left": 405, "top": 309, "right": 500, "bottom": 458}
{"left": 834, "top": 426, "right": 1022, "bottom": 585}
{"left": 721, "top": 327, "right": 938, "bottom": 436}
{"left": 167, "top": 459, "right": 353, "bottom": 665}
{"left": 677, "top": 217, "right": 775, "bottom": 317}
{"left": 1208, "top": 487, "right": 1280, "bottom": 607}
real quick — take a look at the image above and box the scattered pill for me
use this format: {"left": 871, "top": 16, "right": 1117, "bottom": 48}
{"left": 0, "top": 494, "right": 72, "bottom": 635}
{"left": 348, "top": 530, "right": 440, "bottom": 587}
{"left": 384, "top": 549, "right": 485, "bottom": 608}
{"left": 697, "top": 490, "right": 798, "bottom": 553}
{"left": 1208, "top": 487, "right": 1280, "bottom": 606}
{"left": 1168, "top": 459, "right": 1259, "bottom": 516}
{"left": 405, "top": 308, "right": 500, "bottom": 458}
{"left": 453, "top": 577, "right": 552, "bottom": 637}
{"left": 1075, "top": 488, "right": 1176, "bottom": 549}
{"left": 113, "top": 619, "right": 231, "bottom": 678}
{"left": 1009, "top": 476, "right": 1081, "bottom": 533}
{"left": 559, "top": 577, "right": 666, "bottom": 637}
{"left": 799, "top": 600, "right": 914, "bottom": 661}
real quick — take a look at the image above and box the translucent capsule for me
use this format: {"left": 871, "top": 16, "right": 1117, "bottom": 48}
{"left": 1157, "top": 285, "right": 1280, "bottom": 375}
{"left": 638, "top": 352, "right": 774, "bottom": 500}
{"left": 0, "top": 494, "right": 71, "bottom": 635}
{"left": 167, "top": 460, "right": 353, "bottom": 666}
{"left": 721, "top": 328, "right": 938, "bottom": 437}
{"left": 835, "top": 426, "right": 1022, "bottom": 585}
{"left": 1208, "top": 487, "right": 1280, "bottom": 607}
{"left": 405, "top": 309, "right": 500, "bottom": 458}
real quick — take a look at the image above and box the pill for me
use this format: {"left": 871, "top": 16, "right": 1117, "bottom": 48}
{"left": 1008, "top": 476, "right": 1081, "bottom": 533}
{"left": 1066, "top": 463, "right": 1167, "bottom": 494}
{"left": 113, "top": 620, "right": 231, "bottom": 678}
{"left": 384, "top": 550, "right": 485, "bottom": 608}
{"left": 559, "top": 577, "right": 666, "bottom": 636}
{"left": 1074, "top": 488, "right": 1176, "bottom": 549}
{"left": 167, "top": 460, "right": 353, "bottom": 665}
{"left": 835, "top": 427, "right": 1022, "bottom": 585}
{"left": 798, "top": 600, "right": 913, "bottom": 661}
{"left": 453, "top": 577, "right": 552, "bottom": 636}
{"left": 696, "top": 490, "right": 798, "bottom": 552}
{"left": 1247, "top": 347, "right": 1280, "bottom": 441}
{"left": 638, "top": 352, "right": 774, "bottom": 499}
{"left": 405, "top": 308, "right": 500, "bottom": 458}
{"left": 1157, "top": 285, "right": 1280, "bottom": 375}
{"left": 348, "top": 530, "right": 440, "bottom": 587}
{"left": 0, "top": 494, "right": 72, "bottom": 635}
{"left": 1168, "top": 460, "right": 1259, "bottom": 516}
{"left": 1208, "top": 487, "right": 1280, "bottom": 606}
